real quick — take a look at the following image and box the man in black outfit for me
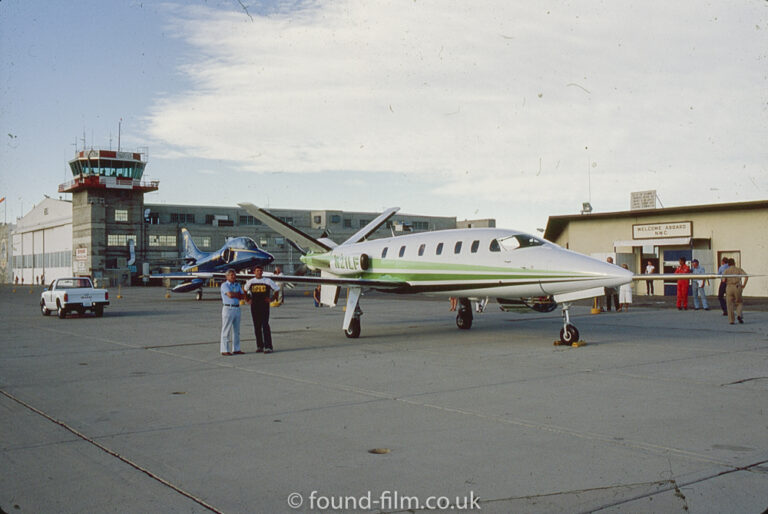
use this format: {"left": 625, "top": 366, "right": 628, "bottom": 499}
{"left": 244, "top": 266, "right": 279, "bottom": 353}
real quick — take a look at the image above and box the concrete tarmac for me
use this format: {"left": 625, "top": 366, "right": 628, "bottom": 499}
{"left": 1, "top": 285, "right": 767, "bottom": 513}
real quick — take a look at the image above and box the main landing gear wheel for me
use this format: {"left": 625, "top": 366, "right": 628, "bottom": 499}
{"left": 345, "top": 317, "right": 361, "bottom": 338}
{"left": 559, "top": 324, "right": 579, "bottom": 344}
{"left": 456, "top": 298, "right": 473, "bottom": 330}
{"left": 196, "top": 290, "right": 203, "bottom": 301}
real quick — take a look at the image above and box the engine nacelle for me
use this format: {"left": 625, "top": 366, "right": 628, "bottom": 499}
{"left": 329, "top": 252, "right": 371, "bottom": 275}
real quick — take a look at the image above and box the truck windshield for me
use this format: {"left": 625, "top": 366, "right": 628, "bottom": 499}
{"left": 57, "top": 279, "right": 91, "bottom": 289}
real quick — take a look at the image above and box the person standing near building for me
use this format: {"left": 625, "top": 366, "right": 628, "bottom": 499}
{"left": 690, "top": 259, "right": 709, "bottom": 310}
{"left": 604, "top": 256, "right": 620, "bottom": 311}
{"left": 273, "top": 266, "right": 284, "bottom": 305}
{"left": 723, "top": 258, "right": 748, "bottom": 324}
{"left": 220, "top": 269, "right": 245, "bottom": 356}
{"left": 644, "top": 260, "right": 656, "bottom": 295}
{"left": 717, "top": 257, "right": 729, "bottom": 316}
{"left": 244, "top": 266, "right": 279, "bottom": 353}
{"left": 619, "top": 264, "right": 633, "bottom": 311}
{"left": 674, "top": 257, "right": 691, "bottom": 310}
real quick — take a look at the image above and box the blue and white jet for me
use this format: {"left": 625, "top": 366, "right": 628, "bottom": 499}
{"left": 154, "top": 228, "right": 274, "bottom": 300}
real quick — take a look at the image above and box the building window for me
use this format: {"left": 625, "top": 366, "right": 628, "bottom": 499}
{"left": 278, "top": 216, "right": 294, "bottom": 225}
{"left": 436, "top": 242, "right": 443, "bottom": 255}
{"left": 359, "top": 219, "right": 371, "bottom": 228}
{"left": 107, "top": 234, "right": 137, "bottom": 246}
{"left": 454, "top": 241, "right": 462, "bottom": 254}
{"left": 330, "top": 215, "right": 341, "bottom": 223}
{"left": 192, "top": 236, "right": 211, "bottom": 248}
{"left": 171, "top": 213, "right": 195, "bottom": 224}
{"left": 115, "top": 209, "right": 128, "bottom": 222}
{"left": 471, "top": 240, "right": 480, "bottom": 253}
{"left": 313, "top": 215, "right": 322, "bottom": 224}
{"left": 343, "top": 219, "right": 352, "bottom": 228}
{"left": 239, "top": 215, "right": 262, "bottom": 225}
{"left": 412, "top": 221, "right": 428, "bottom": 231}
{"left": 149, "top": 235, "right": 177, "bottom": 247}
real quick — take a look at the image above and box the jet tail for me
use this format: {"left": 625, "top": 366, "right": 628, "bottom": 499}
{"left": 239, "top": 203, "right": 333, "bottom": 253}
{"left": 340, "top": 207, "right": 399, "bottom": 246}
{"left": 181, "top": 228, "right": 206, "bottom": 262}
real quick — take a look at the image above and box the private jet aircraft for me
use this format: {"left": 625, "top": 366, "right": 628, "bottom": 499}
{"left": 152, "top": 228, "right": 274, "bottom": 300}
{"left": 240, "top": 203, "right": 634, "bottom": 343}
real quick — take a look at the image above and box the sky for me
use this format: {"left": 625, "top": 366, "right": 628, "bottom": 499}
{"left": 1, "top": 0, "right": 767, "bottom": 233}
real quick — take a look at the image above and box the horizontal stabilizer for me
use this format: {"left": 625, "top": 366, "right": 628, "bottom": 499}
{"left": 340, "top": 207, "right": 399, "bottom": 246}
{"left": 239, "top": 203, "right": 332, "bottom": 253}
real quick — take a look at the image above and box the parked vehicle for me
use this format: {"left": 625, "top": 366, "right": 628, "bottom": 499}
{"left": 40, "top": 277, "right": 109, "bottom": 318}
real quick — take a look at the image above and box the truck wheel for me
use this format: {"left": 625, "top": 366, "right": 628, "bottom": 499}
{"left": 41, "top": 302, "right": 51, "bottom": 316}
{"left": 58, "top": 306, "right": 67, "bottom": 319}
{"left": 94, "top": 305, "right": 104, "bottom": 317}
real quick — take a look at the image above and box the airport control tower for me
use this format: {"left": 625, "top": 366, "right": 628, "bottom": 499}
{"left": 59, "top": 149, "right": 158, "bottom": 286}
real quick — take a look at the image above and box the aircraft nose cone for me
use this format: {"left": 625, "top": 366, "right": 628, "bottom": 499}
{"left": 602, "top": 261, "right": 634, "bottom": 288}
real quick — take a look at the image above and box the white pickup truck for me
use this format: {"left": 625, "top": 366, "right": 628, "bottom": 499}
{"left": 41, "top": 277, "right": 110, "bottom": 318}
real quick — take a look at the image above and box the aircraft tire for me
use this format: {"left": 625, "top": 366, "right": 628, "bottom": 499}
{"left": 344, "top": 318, "right": 361, "bottom": 338}
{"left": 559, "top": 324, "right": 579, "bottom": 344}
{"left": 456, "top": 312, "right": 472, "bottom": 330}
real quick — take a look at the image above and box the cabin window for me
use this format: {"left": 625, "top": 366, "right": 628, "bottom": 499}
{"left": 381, "top": 247, "right": 388, "bottom": 258}
{"left": 418, "top": 244, "right": 425, "bottom": 256}
{"left": 436, "top": 242, "right": 443, "bottom": 255}
{"left": 399, "top": 245, "right": 406, "bottom": 257}
{"left": 489, "top": 239, "right": 501, "bottom": 252}
{"left": 470, "top": 240, "right": 479, "bottom": 253}
{"left": 454, "top": 241, "right": 462, "bottom": 254}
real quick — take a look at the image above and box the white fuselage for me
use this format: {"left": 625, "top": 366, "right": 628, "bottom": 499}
{"left": 306, "top": 228, "right": 633, "bottom": 299}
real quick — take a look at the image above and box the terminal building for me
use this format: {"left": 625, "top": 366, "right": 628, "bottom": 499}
{"left": 544, "top": 198, "right": 768, "bottom": 298}
{"left": 10, "top": 149, "right": 457, "bottom": 286}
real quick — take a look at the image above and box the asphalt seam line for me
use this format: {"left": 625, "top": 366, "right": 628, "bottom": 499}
{"left": 0, "top": 389, "right": 222, "bottom": 514}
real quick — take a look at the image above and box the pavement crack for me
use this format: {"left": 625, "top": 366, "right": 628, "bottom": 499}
{"left": 0, "top": 389, "right": 223, "bottom": 514}
{"left": 721, "top": 376, "right": 768, "bottom": 386}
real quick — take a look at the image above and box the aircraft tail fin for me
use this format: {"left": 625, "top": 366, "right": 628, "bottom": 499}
{"left": 239, "top": 203, "right": 334, "bottom": 253}
{"left": 340, "top": 207, "right": 400, "bottom": 246}
{"left": 181, "top": 228, "right": 206, "bottom": 261}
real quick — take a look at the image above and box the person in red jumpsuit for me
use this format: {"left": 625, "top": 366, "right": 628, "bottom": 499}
{"left": 674, "top": 257, "right": 691, "bottom": 310}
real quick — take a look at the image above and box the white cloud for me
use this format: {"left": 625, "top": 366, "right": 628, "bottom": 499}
{"left": 144, "top": 0, "right": 768, "bottom": 229}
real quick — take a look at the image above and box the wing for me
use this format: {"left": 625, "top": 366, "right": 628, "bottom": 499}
{"left": 266, "top": 273, "right": 407, "bottom": 290}
{"left": 633, "top": 273, "right": 750, "bottom": 280}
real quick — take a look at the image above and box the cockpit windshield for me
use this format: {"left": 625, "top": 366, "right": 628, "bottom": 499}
{"left": 228, "top": 237, "right": 259, "bottom": 250}
{"left": 496, "top": 234, "right": 546, "bottom": 251}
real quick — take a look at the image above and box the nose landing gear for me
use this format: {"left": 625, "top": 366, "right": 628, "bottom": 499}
{"left": 559, "top": 302, "right": 580, "bottom": 344}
